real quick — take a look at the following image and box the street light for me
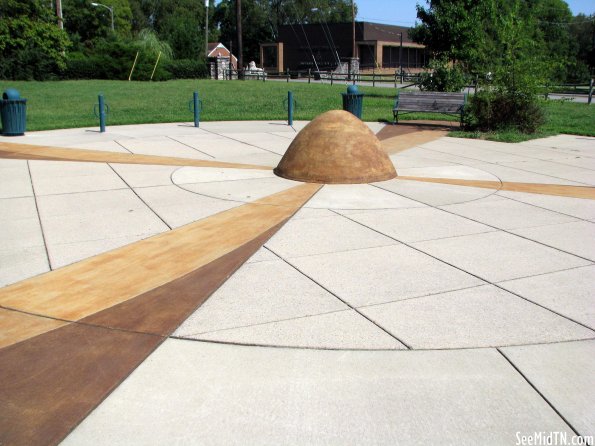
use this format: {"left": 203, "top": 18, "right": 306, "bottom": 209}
{"left": 91, "top": 2, "right": 114, "bottom": 32}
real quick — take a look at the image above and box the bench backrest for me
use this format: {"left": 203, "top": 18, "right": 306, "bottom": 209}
{"left": 396, "top": 91, "right": 466, "bottom": 113}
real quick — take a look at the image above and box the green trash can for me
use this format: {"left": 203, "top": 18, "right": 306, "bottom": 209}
{"left": 341, "top": 85, "right": 364, "bottom": 119}
{"left": 1, "top": 89, "right": 27, "bottom": 136}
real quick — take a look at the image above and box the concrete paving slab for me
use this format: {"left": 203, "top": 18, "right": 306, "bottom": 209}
{"left": 215, "top": 150, "right": 282, "bottom": 167}
{"left": 0, "top": 216, "right": 44, "bottom": 250}
{"left": 462, "top": 162, "right": 586, "bottom": 186}
{"left": 501, "top": 340, "right": 595, "bottom": 438}
{"left": 191, "top": 310, "right": 406, "bottom": 350}
{"left": 265, "top": 214, "right": 397, "bottom": 258}
{"left": 172, "top": 135, "right": 269, "bottom": 159}
{"left": 176, "top": 176, "right": 302, "bottom": 204}
{"left": 496, "top": 190, "right": 595, "bottom": 221}
{"left": 0, "top": 160, "right": 33, "bottom": 198}
{"left": 440, "top": 195, "right": 579, "bottom": 230}
{"left": 396, "top": 165, "right": 500, "bottom": 181}
{"left": 174, "top": 260, "right": 347, "bottom": 335}
{"left": 0, "top": 246, "right": 49, "bottom": 287}
{"left": 290, "top": 244, "right": 483, "bottom": 307}
{"left": 134, "top": 185, "right": 239, "bottom": 228}
{"left": 345, "top": 207, "right": 495, "bottom": 242}
{"left": 376, "top": 178, "right": 496, "bottom": 206}
{"left": 171, "top": 166, "right": 274, "bottom": 185}
{"left": 306, "top": 184, "right": 424, "bottom": 210}
{"left": 116, "top": 136, "right": 213, "bottom": 160}
{"left": 361, "top": 285, "right": 594, "bottom": 349}
{"left": 218, "top": 132, "right": 291, "bottom": 155}
{"left": 499, "top": 266, "right": 595, "bottom": 329}
{"left": 62, "top": 340, "right": 574, "bottom": 446}
{"left": 413, "top": 231, "right": 591, "bottom": 283}
{"left": 65, "top": 140, "right": 131, "bottom": 153}
{"left": 36, "top": 189, "right": 169, "bottom": 245}
{"left": 511, "top": 221, "right": 595, "bottom": 261}
{"left": 0, "top": 196, "right": 38, "bottom": 221}
{"left": 46, "top": 232, "right": 163, "bottom": 269}
{"left": 421, "top": 138, "right": 533, "bottom": 164}
{"left": 389, "top": 154, "right": 458, "bottom": 169}
{"left": 498, "top": 159, "right": 595, "bottom": 186}
{"left": 245, "top": 247, "right": 278, "bottom": 264}
{"left": 28, "top": 160, "right": 128, "bottom": 196}
{"left": 109, "top": 164, "right": 178, "bottom": 188}
{"left": 290, "top": 207, "right": 337, "bottom": 220}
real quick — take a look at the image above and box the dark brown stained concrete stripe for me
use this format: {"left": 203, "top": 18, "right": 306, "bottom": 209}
{"left": 397, "top": 176, "right": 595, "bottom": 200}
{"left": 81, "top": 221, "right": 286, "bottom": 335}
{"left": 0, "top": 141, "right": 271, "bottom": 170}
{"left": 376, "top": 123, "right": 450, "bottom": 155}
{"left": 376, "top": 121, "right": 458, "bottom": 141}
{"left": 0, "top": 323, "right": 162, "bottom": 446}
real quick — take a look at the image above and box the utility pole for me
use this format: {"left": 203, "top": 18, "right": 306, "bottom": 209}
{"left": 205, "top": 0, "right": 209, "bottom": 61}
{"left": 56, "top": 0, "right": 63, "bottom": 29}
{"left": 352, "top": 0, "right": 356, "bottom": 58}
{"left": 236, "top": 0, "right": 243, "bottom": 79}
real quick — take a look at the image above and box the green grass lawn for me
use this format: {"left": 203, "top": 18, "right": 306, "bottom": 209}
{"left": 2, "top": 79, "right": 593, "bottom": 142}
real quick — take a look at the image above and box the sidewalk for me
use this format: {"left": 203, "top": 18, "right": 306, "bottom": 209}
{"left": 0, "top": 120, "right": 594, "bottom": 445}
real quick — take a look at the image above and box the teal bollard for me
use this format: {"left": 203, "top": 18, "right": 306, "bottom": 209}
{"left": 188, "top": 92, "right": 203, "bottom": 127}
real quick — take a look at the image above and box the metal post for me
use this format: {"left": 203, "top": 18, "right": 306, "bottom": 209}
{"left": 589, "top": 78, "right": 593, "bottom": 105}
{"left": 287, "top": 69, "right": 290, "bottom": 83}
{"left": 308, "top": 69, "right": 311, "bottom": 84}
{"left": 98, "top": 94, "right": 106, "bottom": 133}
{"left": 331, "top": 72, "right": 334, "bottom": 86}
{"left": 288, "top": 91, "right": 294, "bottom": 126}
{"left": 372, "top": 71, "right": 375, "bottom": 88}
{"left": 193, "top": 92, "right": 200, "bottom": 127}
{"left": 399, "top": 33, "right": 403, "bottom": 84}
{"left": 205, "top": 0, "right": 209, "bottom": 61}
{"left": 236, "top": 0, "right": 243, "bottom": 80}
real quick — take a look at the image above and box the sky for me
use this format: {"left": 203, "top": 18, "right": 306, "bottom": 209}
{"left": 355, "top": 0, "right": 595, "bottom": 26}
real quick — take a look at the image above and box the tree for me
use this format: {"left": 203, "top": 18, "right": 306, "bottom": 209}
{"left": 570, "top": 13, "right": 595, "bottom": 78}
{"left": 409, "top": 0, "right": 489, "bottom": 73}
{"left": 62, "top": 0, "right": 133, "bottom": 45}
{"left": 0, "top": 0, "right": 70, "bottom": 79}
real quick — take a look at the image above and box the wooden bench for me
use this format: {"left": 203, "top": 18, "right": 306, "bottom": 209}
{"left": 393, "top": 91, "right": 467, "bottom": 125}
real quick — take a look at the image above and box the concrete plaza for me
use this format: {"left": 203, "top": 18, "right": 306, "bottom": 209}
{"left": 0, "top": 119, "right": 594, "bottom": 445}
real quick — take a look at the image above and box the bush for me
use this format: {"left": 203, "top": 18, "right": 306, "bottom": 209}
{"left": 419, "top": 58, "right": 467, "bottom": 92}
{"left": 64, "top": 38, "right": 170, "bottom": 81}
{"left": 163, "top": 59, "right": 208, "bottom": 79}
{"left": 463, "top": 90, "right": 545, "bottom": 133}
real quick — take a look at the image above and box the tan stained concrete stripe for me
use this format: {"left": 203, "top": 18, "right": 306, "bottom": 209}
{"left": 0, "top": 141, "right": 271, "bottom": 170}
{"left": 397, "top": 176, "right": 595, "bottom": 200}
{"left": 0, "top": 309, "right": 67, "bottom": 349}
{"left": 381, "top": 130, "right": 448, "bottom": 155}
{"left": 0, "top": 183, "right": 321, "bottom": 322}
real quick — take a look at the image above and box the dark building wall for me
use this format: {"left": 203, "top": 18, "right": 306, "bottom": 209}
{"left": 278, "top": 23, "right": 355, "bottom": 71}
{"left": 277, "top": 21, "right": 424, "bottom": 72}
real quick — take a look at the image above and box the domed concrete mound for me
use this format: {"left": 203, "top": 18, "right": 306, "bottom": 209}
{"left": 274, "top": 110, "right": 397, "bottom": 184}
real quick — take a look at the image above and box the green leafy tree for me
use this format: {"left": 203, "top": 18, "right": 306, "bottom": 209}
{"left": 62, "top": 0, "right": 132, "bottom": 45}
{"left": 0, "top": 0, "right": 70, "bottom": 79}
{"left": 570, "top": 13, "right": 595, "bottom": 78}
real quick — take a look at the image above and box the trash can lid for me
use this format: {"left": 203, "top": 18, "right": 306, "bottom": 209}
{"left": 3, "top": 89, "right": 20, "bottom": 100}
{"left": 346, "top": 85, "right": 359, "bottom": 94}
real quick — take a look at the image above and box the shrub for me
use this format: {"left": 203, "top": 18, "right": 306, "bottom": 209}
{"left": 463, "top": 90, "right": 545, "bottom": 133}
{"left": 419, "top": 58, "right": 468, "bottom": 92}
{"left": 64, "top": 38, "right": 171, "bottom": 81}
{"left": 163, "top": 59, "right": 208, "bottom": 79}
